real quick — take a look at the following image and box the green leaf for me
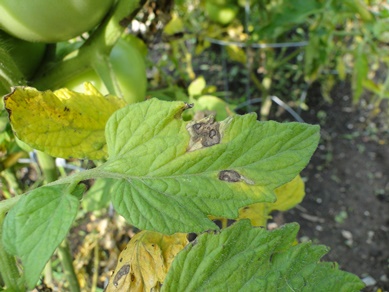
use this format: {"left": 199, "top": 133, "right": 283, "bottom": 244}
{"left": 192, "top": 95, "right": 235, "bottom": 121}
{"left": 2, "top": 184, "right": 79, "bottom": 289}
{"left": 100, "top": 98, "right": 320, "bottom": 234}
{"left": 162, "top": 220, "right": 365, "bottom": 291}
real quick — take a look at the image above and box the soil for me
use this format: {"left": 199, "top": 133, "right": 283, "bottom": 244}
{"left": 279, "top": 82, "right": 389, "bottom": 291}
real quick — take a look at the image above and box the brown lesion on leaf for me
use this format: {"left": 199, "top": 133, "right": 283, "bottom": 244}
{"left": 219, "top": 170, "right": 255, "bottom": 185}
{"left": 113, "top": 264, "right": 130, "bottom": 287}
{"left": 186, "top": 116, "right": 221, "bottom": 151}
{"left": 219, "top": 170, "right": 242, "bottom": 182}
{"left": 64, "top": 106, "right": 70, "bottom": 112}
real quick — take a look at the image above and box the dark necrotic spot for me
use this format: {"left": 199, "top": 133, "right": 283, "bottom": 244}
{"left": 193, "top": 123, "right": 203, "bottom": 133}
{"left": 209, "top": 129, "right": 217, "bottom": 138}
{"left": 113, "top": 264, "right": 130, "bottom": 287}
{"left": 219, "top": 170, "right": 241, "bottom": 182}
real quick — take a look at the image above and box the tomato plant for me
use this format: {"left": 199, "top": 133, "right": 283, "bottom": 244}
{"left": 0, "top": 0, "right": 115, "bottom": 42}
{"left": 65, "top": 37, "right": 147, "bottom": 104}
{"left": 0, "top": 0, "right": 369, "bottom": 290}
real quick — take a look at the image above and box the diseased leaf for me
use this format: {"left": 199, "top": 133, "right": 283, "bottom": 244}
{"left": 239, "top": 175, "right": 305, "bottom": 227}
{"left": 105, "top": 231, "right": 187, "bottom": 292}
{"left": 100, "top": 98, "right": 320, "bottom": 234}
{"left": 4, "top": 83, "right": 126, "bottom": 159}
{"left": 2, "top": 184, "right": 79, "bottom": 289}
{"left": 162, "top": 220, "right": 365, "bottom": 291}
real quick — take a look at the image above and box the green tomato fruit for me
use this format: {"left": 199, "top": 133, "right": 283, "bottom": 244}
{"left": 0, "top": 31, "right": 46, "bottom": 78}
{"left": 65, "top": 37, "right": 147, "bottom": 104}
{"left": 205, "top": 1, "right": 240, "bottom": 26}
{"left": 0, "top": 0, "right": 114, "bottom": 43}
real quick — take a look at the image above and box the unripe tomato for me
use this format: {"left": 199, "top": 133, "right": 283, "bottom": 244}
{"left": 65, "top": 37, "right": 147, "bottom": 104}
{"left": 0, "top": 31, "right": 46, "bottom": 78}
{"left": 205, "top": 1, "right": 240, "bottom": 26}
{"left": 0, "top": 0, "right": 114, "bottom": 43}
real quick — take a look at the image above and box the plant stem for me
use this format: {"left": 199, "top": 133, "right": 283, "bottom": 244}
{"left": 91, "top": 235, "right": 100, "bottom": 292}
{"left": 36, "top": 151, "right": 58, "bottom": 184}
{"left": 58, "top": 240, "right": 80, "bottom": 292}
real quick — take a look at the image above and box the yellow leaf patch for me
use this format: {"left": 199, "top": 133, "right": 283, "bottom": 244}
{"left": 239, "top": 175, "right": 305, "bottom": 227}
{"left": 106, "top": 231, "right": 188, "bottom": 292}
{"left": 4, "top": 83, "right": 126, "bottom": 159}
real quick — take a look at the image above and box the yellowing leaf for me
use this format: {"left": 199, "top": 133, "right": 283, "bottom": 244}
{"left": 226, "top": 45, "right": 247, "bottom": 64}
{"left": 188, "top": 76, "right": 206, "bottom": 97}
{"left": 4, "top": 83, "right": 126, "bottom": 159}
{"left": 105, "top": 231, "right": 188, "bottom": 292}
{"left": 163, "top": 13, "right": 184, "bottom": 36}
{"left": 239, "top": 175, "right": 305, "bottom": 226}
{"left": 273, "top": 174, "right": 305, "bottom": 211}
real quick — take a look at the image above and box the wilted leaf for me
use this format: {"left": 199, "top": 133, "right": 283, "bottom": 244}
{"left": 99, "top": 98, "right": 319, "bottom": 234}
{"left": 163, "top": 220, "right": 365, "bottom": 291}
{"left": 2, "top": 184, "right": 79, "bottom": 289}
{"left": 4, "top": 83, "right": 126, "bottom": 159}
{"left": 105, "top": 231, "right": 187, "bottom": 291}
{"left": 239, "top": 175, "right": 305, "bottom": 226}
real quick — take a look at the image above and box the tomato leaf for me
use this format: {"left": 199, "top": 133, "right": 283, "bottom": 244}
{"left": 4, "top": 83, "right": 126, "bottom": 159}
{"left": 2, "top": 184, "right": 79, "bottom": 289}
{"left": 99, "top": 98, "right": 320, "bottom": 234}
{"left": 239, "top": 175, "right": 305, "bottom": 226}
{"left": 162, "top": 220, "right": 365, "bottom": 291}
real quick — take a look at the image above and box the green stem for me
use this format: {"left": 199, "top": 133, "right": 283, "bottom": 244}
{"left": 91, "top": 236, "right": 99, "bottom": 292}
{"left": 36, "top": 151, "right": 58, "bottom": 184}
{"left": 57, "top": 241, "right": 80, "bottom": 292}
{"left": 0, "top": 212, "right": 24, "bottom": 291}
{"left": 1, "top": 168, "right": 23, "bottom": 195}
